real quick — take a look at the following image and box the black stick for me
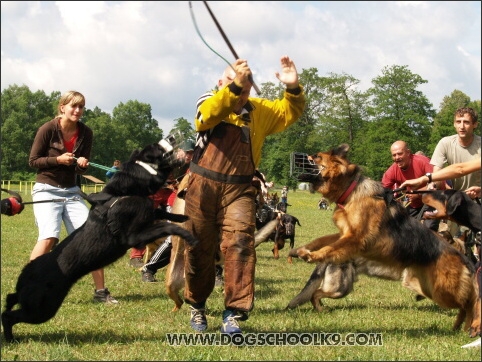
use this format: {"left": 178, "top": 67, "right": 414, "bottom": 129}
{"left": 203, "top": 1, "right": 262, "bottom": 95}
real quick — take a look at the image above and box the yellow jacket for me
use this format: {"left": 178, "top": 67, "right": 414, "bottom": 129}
{"left": 195, "top": 85, "right": 306, "bottom": 167}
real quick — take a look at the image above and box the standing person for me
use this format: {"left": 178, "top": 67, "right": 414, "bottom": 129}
{"left": 430, "top": 107, "right": 481, "bottom": 235}
{"left": 281, "top": 186, "right": 288, "bottom": 204}
{"left": 105, "top": 159, "right": 120, "bottom": 180}
{"left": 381, "top": 140, "right": 441, "bottom": 232}
{"left": 28, "top": 90, "right": 118, "bottom": 304}
{"left": 184, "top": 56, "right": 306, "bottom": 334}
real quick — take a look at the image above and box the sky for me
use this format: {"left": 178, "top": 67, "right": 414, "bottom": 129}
{"left": 2, "top": 1, "right": 480, "bottom": 134}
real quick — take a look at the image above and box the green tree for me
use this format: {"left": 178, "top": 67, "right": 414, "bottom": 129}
{"left": 1, "top": 85, "right": 59, "bottom": 179}
{"left": 169, "top": 117, "right": 195, "bottom": 145}
{"left": 82, "top": 107, "right": 120, "bottom": 180}
{"left": 361, "top": 65, "right": 435, "bottom": 180}
{"left": 110, "top": 100, "right": 163, "bottom": 156}
{"left": 312, "top": 72, "right": 368, "bottom": 167}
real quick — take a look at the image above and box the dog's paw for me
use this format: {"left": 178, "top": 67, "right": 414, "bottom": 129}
{"left": 288, "top": 248, "right": 300, "bottom": 258}
{"left": 296, "top": 248, "right": 313, "bottom": 262}
{"left": 468, "top": 326, "right": 481, "bottom": 338}
{"left": 166, "top": 213, "right": 189, "bottom": 223}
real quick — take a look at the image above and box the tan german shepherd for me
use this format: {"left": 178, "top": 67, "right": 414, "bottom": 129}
{"left": 289, "top": 144, "right": 480, "bottom": 337}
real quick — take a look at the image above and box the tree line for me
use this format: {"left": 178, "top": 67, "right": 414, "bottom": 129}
{"left": 1, "top": 64, "right": 480, "bottom": 186}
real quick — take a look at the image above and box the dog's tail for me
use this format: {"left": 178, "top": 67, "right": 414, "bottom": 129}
{"left": 286, "top": 262, "right": 327, "bottom": 309}
{"left": 254, "top": 219, "right": 278, "bottom": 248}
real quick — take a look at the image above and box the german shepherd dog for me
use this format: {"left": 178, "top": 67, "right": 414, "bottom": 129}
{"left": 287, "top": 230, "right": 463, "bottom": 311}
{"left": 421, "top": 189, "right": 481, "bottom": 335}
{"left": 289, "top": 144, "right": 480, "bottom": 337}
{"left": 1, "top": 143, "right": 198, "bottom": 342}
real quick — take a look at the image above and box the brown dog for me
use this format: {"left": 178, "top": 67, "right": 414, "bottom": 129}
{"left": 289, "top": 144, "right": 480, "bottom": 337}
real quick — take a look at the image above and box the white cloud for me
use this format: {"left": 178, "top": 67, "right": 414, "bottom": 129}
{"left": 2, "top": 1, "right": 480, "bottom": 134}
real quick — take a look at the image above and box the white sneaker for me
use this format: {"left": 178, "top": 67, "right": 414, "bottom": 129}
{"left": 461, "top": 337, "right": 481, "bottom": 348}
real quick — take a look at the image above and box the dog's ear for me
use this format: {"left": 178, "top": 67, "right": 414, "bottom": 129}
{"left": 347, "top": 163, "right": 360, "bottom": 177}
{"left": 446, "top": 192, "right": 464, "bottom": 216}
{"left": 331, "top": 144, "right": 350, "bottom": 158}
{"left": 129, "top": 149, "right": 141, "bottom": 161}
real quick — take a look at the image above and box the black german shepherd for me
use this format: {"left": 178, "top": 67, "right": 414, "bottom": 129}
{"left": 2, "top": 143, "right": 198, "bottom": 342}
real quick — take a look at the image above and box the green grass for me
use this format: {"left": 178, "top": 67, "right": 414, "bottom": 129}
{"left": 1, "top": 189, "right": 480, "bottom": 361}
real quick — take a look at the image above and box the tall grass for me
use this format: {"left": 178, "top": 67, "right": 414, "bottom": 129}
{"left": 0, "top": 189, "right": 479, "bottom": 361}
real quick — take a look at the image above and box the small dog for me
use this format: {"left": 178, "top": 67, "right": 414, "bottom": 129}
{"left": 164, "top": 179, "right": 189, "bottom": 312}
{"left": 289, "top": 144, "right": 479, "bottom": 337}
{"left": 254, "top": 213, "right": 301, "bottom": 263}
{"left": 1, "top": 143, "right": 198, "bottom": 343}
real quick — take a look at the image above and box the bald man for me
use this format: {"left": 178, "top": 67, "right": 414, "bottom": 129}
{"left": 381, "top": 140, "right": 440, "bottom": 231}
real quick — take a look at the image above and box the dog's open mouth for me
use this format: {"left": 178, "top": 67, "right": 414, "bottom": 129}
{"left": 423, "top": 209, "right": 439, "bottom": 219}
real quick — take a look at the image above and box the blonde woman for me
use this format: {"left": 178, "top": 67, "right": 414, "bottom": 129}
{"left": 28, "top": 90, "right": 117, "bottom": 304}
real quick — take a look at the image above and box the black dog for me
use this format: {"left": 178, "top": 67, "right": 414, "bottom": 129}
{"left": 1, "top": 143, "right": 198, "bottom": 343}
{"left": 255, "top": 213, "right": 301, "bottom": 263}
{"left": 422, "top": 189, "right": 481, "bottom": 263}
{"left": 421, "top": 189, "right": 481, "bottom": 234}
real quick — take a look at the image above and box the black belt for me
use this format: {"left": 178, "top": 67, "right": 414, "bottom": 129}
{"left": 190, "top": 162, "right": 253, "bottom": 184}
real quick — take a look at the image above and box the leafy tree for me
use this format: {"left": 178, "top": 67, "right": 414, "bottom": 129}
{"left": 2, "top": 67, "right": 480, "bottom": 185}
{"left": 110, "top": 100, "right": 163, "bottom": 157}
{"left": 312, "top": 72, "right": 368, "bottom": 167}
{"left": 82, "top": 107, "right": 120, "bottom": 180}
{"left": 361, "top": 65, "right": 435, "bottom": 180}
{"left": 169, "top": 117, "right": 196, "bottom": 145}
{"left": 1, "top": 85, "right": 59, "bottom": 179}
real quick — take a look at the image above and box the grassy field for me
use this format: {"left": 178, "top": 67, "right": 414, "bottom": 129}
{"left": 0, "top": 188, "right": 480, "bottom": 361}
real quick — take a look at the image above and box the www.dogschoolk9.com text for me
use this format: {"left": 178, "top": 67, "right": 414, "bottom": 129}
{"left": 166, "top": 332, "right": 383, "bottom": 346}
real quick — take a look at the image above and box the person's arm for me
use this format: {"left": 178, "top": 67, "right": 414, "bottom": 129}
{"left": 400, "top": 159, "right": 481, "bottom": 189}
